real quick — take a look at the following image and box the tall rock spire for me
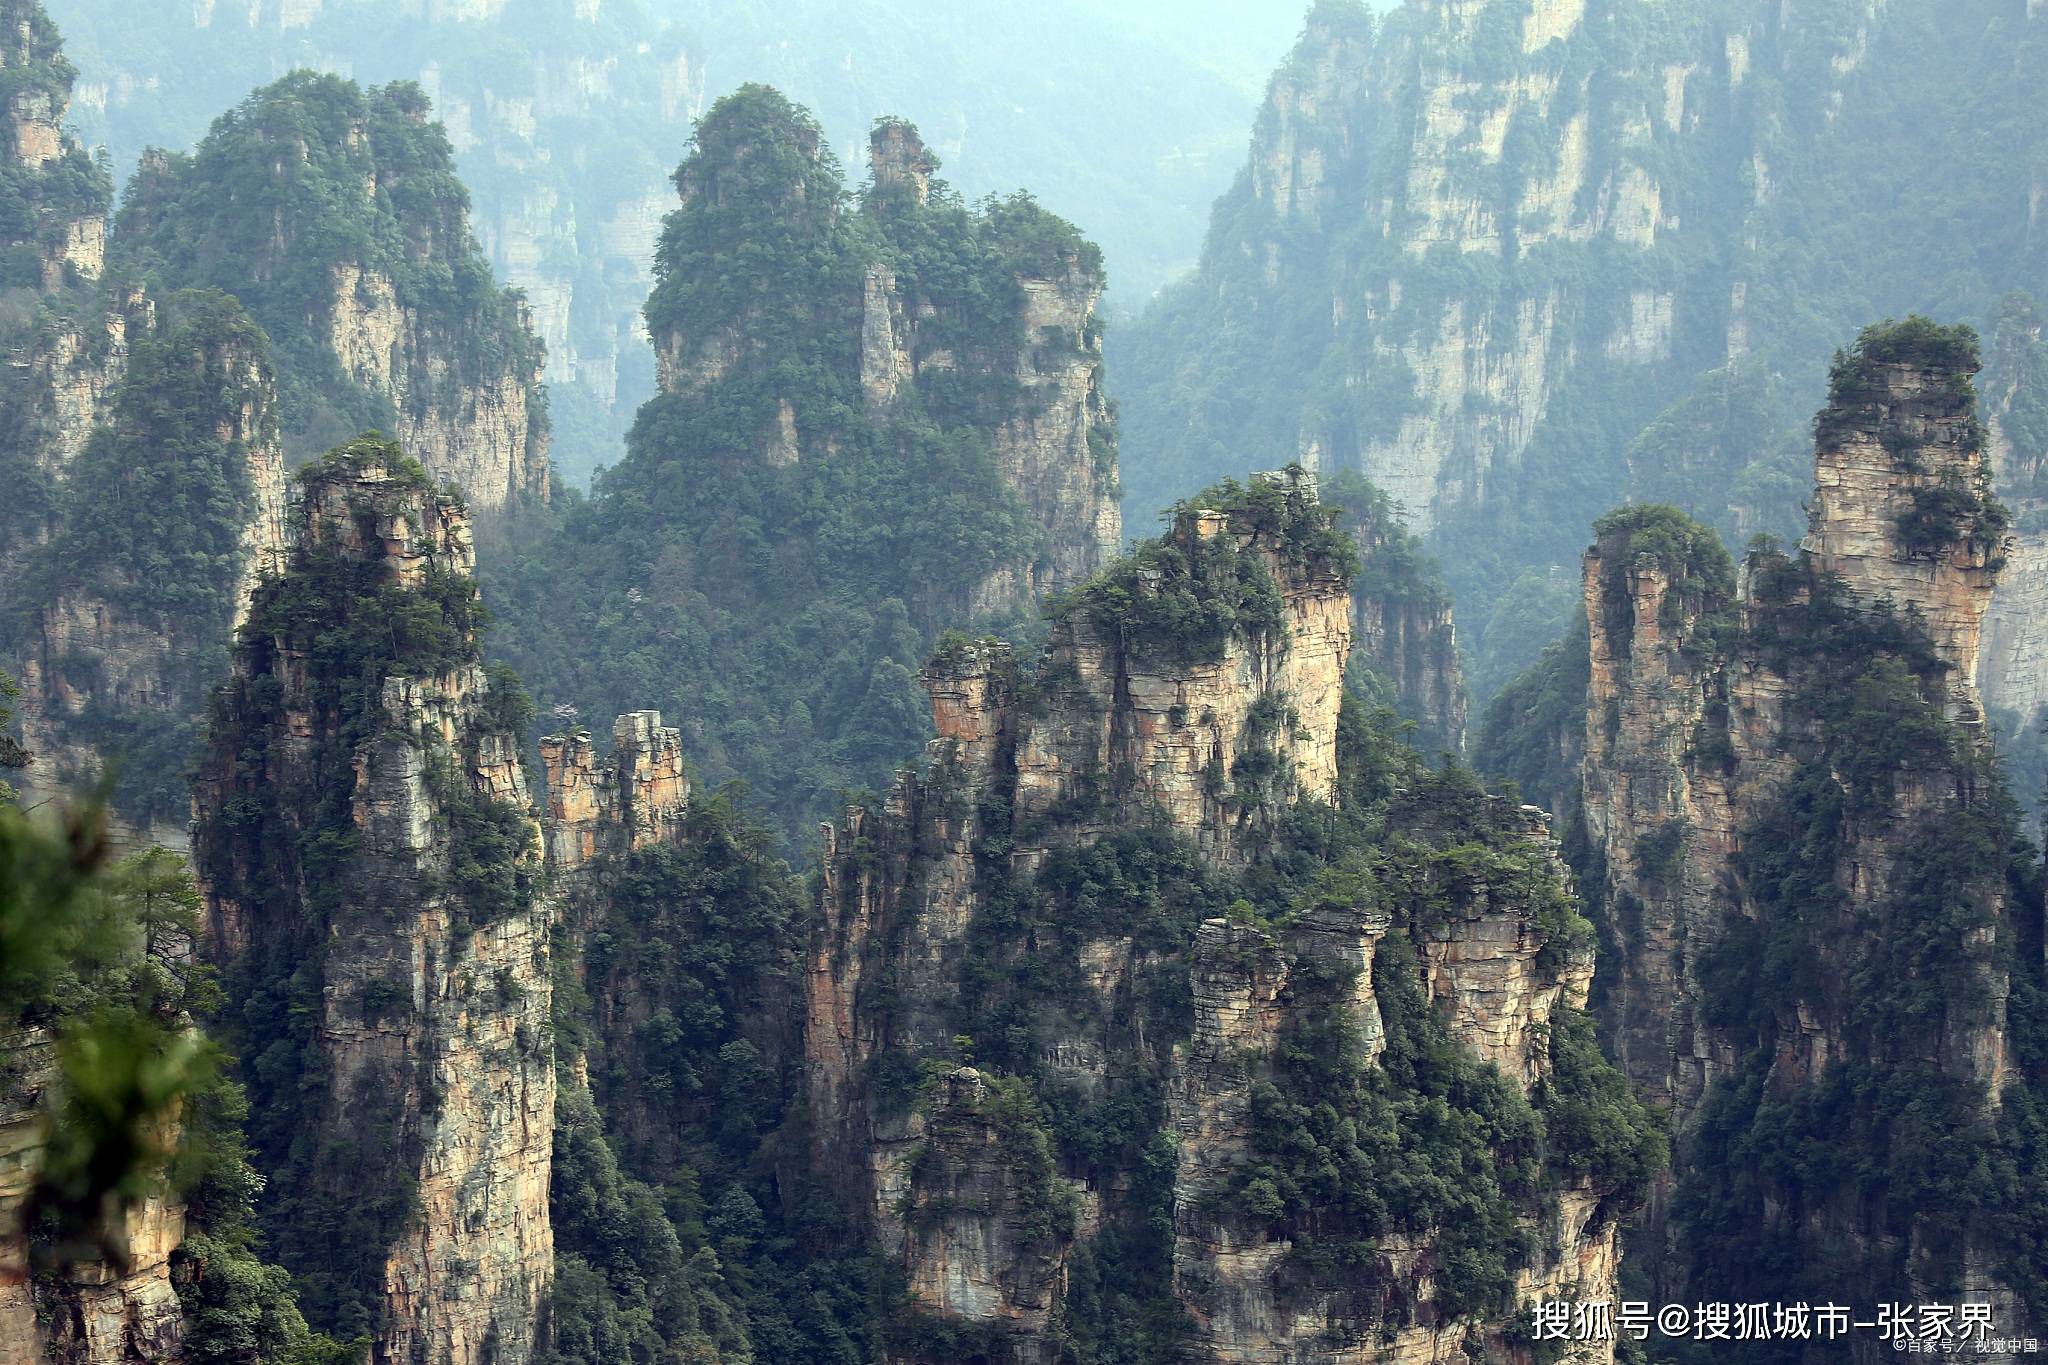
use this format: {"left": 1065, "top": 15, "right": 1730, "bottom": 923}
{"left": 1579, "top": 319, "right": 2035, "bottom": 1326}
{"left": 1802, "top": 320, "right": 2007, "bottom": 710}
{"left": 193, "top": 437, "right": 553, "bottom": 1364}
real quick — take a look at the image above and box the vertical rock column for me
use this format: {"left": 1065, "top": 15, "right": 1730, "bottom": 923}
{"left": 193, "top": 441, "right": 553, "bottom": 1365}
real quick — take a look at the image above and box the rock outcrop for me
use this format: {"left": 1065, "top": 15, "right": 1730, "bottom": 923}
{"left": 807, "top": 471, "right": 1635, "bottom": 1362}
{"left": 115, "top": 74, "right": 553, "bottom": 514}
{"left": 1334, "top": 476, "right": 1468, "bottom": 754}
{"left": 0, "top": 0, "right": 107, "bottom": 289}
{"left": 1119, "top": 0, "right": 2046, "bottom": 688}
{"left": 646, "top": 110, "right": 1120, "bottom": 618}
{"left": 324, "top": 259, "right": 551, "bottom": 514}
{"left": 1580, "top": 321, "right": 2033, "bottom": 1324}
{"left": 539, "top": 710, "right": 689, "bottom": 873}
{"left": 1121, "top": 0, "right": 1698, "bottom": 535}
{"left": 0, "top": 1027, "right": 187, "bottom": 1365}
{"left": 14, "top": 295, "right": 287, "bottom": 842}
{"left": 1978, "top": 294, "right": 2048, "bottom": 733}
{"left": 192, "top": 439, "right": 553, "bottom": 1365}
{"left": 1585, "top": 323, "right": 2009, "bottom": 1119}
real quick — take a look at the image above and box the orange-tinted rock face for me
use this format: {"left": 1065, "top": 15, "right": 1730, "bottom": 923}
{"left": 539, "top": 711, "right": 689, "bottom": 874}
{"left": 1581, "top": 335, "right": 2026, "bottom": 1323}
{"left": 806, "top": 476, "right": 1357, "bottom": 1354}
{"left": 1587, "top": 341, "right": 2010, "bottom": 1121}
{"left": 1802, "top": 357, "right": 2005, "bottom": 711}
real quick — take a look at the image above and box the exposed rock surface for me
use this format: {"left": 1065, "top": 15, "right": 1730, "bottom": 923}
{"left": 1125, "top": 0, "right": 1692, "bottom": 534}
{"left": 1580, "top": 331, "right": 2031, "bottom": 1323}
{"left": 807, "top": 473, "right": 1625, "bottom": 1361}
{"left": 1978, "top": 296, "right": 2048, "bottom": 729}
{"left": 1586, "top": 339, "right": 2009, "bottom": 1119}
{"left": 193, "top": 445, "right": 553, "bottom": 1365}
{"left": 15, "top": 309, "right": 286, "bottom": 842}
{"left": 1, "top": 1027, "right": 188, "bottom": 1365}
{"left": 539, "top": 710, "right": 689, "bottom": 873}
{"left": 1339, "top": 486, "right": 1468, "bottom": 753}
{"left": 1120, "top": 0, "right": 2047, "bottom": 697}
{"left": 115, "top": 78, "right": 554, "bottom": 515}
{"left": 324, "top": 259, "right": 551, "bottom": 513}
{"left": 0, "top": 0, "right": 106, "bottom": 288}
{"left": 649, "top": 117, "right": 1121, "bottom": 618}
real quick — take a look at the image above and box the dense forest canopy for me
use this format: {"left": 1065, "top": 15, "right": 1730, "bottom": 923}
{"left": 489, "top": 86, "right": 1111, "bottom": 845}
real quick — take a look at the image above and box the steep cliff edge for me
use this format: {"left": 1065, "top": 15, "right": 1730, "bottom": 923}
{"left": 806, "top": 470, "right": 1659, "bottom": 1362}
{"left": 0, "top": 0, "right": 292, "bottom": 840}
{"left": 1326, "top": 471, "right": 1469, "bottom": 756}
{"left": 0, "top": 0, "right": 107, "bottom": 291}
{"left": 14, "top": 290, "right": 286, "bottom": 835}
{"left": 192, "top": 437, "right": 553, "bottom": 1362}
{"left": 645, "top": 109, "right": 1119, "bottom": 612}
{"left": 1576, "top": 319, "right": 2045, "bottom": 1325}
{"left": 113, "top": 73, "right": 551, "bottom": 513}
{"left": 1118, "top": 0, "right": 2047, "bottom": 695}
{"left": 491, "top": 89, "right": 1123, "bottom": 842}
{"left": 1978, "top": 293, "right": 2048, "bottom": 809}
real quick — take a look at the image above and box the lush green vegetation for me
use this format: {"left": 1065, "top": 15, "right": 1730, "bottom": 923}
{"left": 487, "top": 89, "right": 1111, "bottom": 845}
{"left": 1681, "top": 755, "right": 2047, "bottom": 1335}
{"left": 195, "top": 436, "right": 531, "bottom": 1340}
{"left": 1221, "top": 937, "right": 1544, "bottom": 1322}
{"left": 0, "top": 667, "right": 25, "bottom": 800}
{"left": 1472, "top": 617, "right": 1590, "bottom": 819}
{"left": 1497, "top": 480, "right": 2048, "bottom": 1336}
{"left": 1586, "top": 504, "right": 1738, "bottom": 657}
{"left": 0, "top": 782, "right": 355, "bottom": 1363}
{"left": 49, "top": 0, "right": 1305, "bottom": 481}
{"left": 111, "top": 70, "right": 543, "bottom": 461}
{"left": 845, "top": 665, "right": 1657, "bottom": 1353}
{"left": 1053, "top": 470, "right": 1354, "bottom": 666}
{"left": 9, "top": 288, "right": 278, "bottom": 821}
{"left": 542, "top": 794, "right": 895, "bottom": 1365}
{"left": 1113, "top": 0, "right": 2047, "bottom": 705}
{"left": 0, "top": 0, "right": 109, "bottom": 288}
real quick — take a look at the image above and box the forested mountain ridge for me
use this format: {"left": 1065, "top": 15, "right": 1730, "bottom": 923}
{"left": 113, "top": 70, "right": 553, "bottom": 511}
{"left": 1116, "top": 0, "right": 2048, "bottom": 702}
{"left": 40, "top": 0, "right": 1308, "bottom": 484}
{"left": 487, "top": 89, "right": 1123, "bottom": 844}
{"left": 802, "top": 468, "right": 1660, "bottom": 1361}
{"left": 9, "top": 1, "right": 2047, "bottom": 1362}
{"left": 0, "top": 0, "right": 289, "bottom": 838}
{"left": 0, "top": 0, "right": 550, "bottom": 836}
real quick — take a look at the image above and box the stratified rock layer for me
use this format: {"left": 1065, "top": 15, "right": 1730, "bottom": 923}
{"left": 1581, "top": 329, "right": 2029, "bottom": 1325}
{"left": 539, "top": 710, "right": 689, "bottom": 874}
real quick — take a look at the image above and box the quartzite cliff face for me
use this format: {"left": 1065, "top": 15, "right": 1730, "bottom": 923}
{"left": 1119, "top": 0, "right": 2047, "bottom": 690}
{"left": 1584, "top": 329, "right": 2008, "bottom": 1117}
{"left": 1579, "top": 323, "right": 2036, "bottom": 1326}
{"left": 193, "top": 443, "right": 553, "bottom": 1365}
{"left": 808, "top": 470, "right": 1635, "bottom": 1362}
{"left": 1336, "top": 478, "right": 1469, "bottom": 754}
{"left": 116, "top": 72, "right": 553, "bottom": 514}
{"left": 5, "top": 4, "right": 554, "bottom": 841}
